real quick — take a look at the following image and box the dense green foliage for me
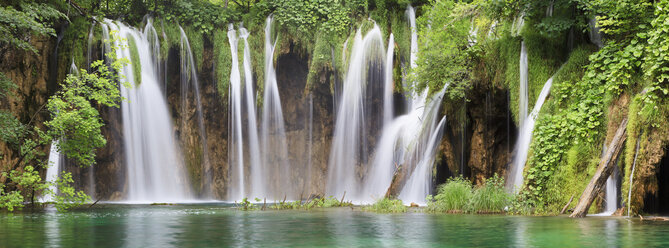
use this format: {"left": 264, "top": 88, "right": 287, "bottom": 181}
{"left": 412, "top": 0, "right": 473, "bottom": 99}
{"left": 0, "top": 1, "right": 65, "bottom": 53}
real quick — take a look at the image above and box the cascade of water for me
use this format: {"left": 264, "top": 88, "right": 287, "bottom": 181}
{"left": 42, "top": 141, "right": 61, "bottom": 202}
{"left": 261, "top": 16, "right": 291, "bottom": 199}
{"left": 239, "top": 27, "right": 263, "bottom": 199}
{"left": 507, "top": 76, "right": 554, "bottom": 193}
{"left": 383, "top": 34, "right": 395, "bottom": 126}
{"left": 519, "top": 41, "right": 529, "bottom": 127}
{"left": 104, "top": 20, "right": 192, "bottom": 202}
{"left": 398, "top": 116, "right": 447, "bottom": 205}
{"left": 406, "top": 5, "right": 426, "bottom": 105}
{"left": 326, "top": 25, "right": 386, "bottom": 199}
{"left": 227, "top": 24, "right": 246, "bottom": 200}
{"left": 589, "top": 17, "right": 604, "bottom": 48}
{"left": 178, "top": 25, "right": 211, "bottom": 197}
{"left": 512, "top": 13, "right": 525, "bottom": 37}
{"left": 100, "top": 23, "right": 111, "bottom": 63}
{"left": 87, "top": 23, "right": 94, "bottom": 70}
{"left": 628, "top": 139, "right": 640, "bottom": 217}
{"left": 306, "top": 93, "right": 313, "bottom": 194}
{"left": 602, "top": 167, "right": 619, "bottom": 215}
{"left": 468, "top": 22, "right": 478, "bottom": 46}
{"left": 83, "top": 38, "right": 98, "bottom": 197}
{"left": 70, "top": 59, "right": 80, "bottom": 77}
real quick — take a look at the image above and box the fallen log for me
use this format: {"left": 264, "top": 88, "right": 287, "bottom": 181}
{"left": 570, "top": 118, "right": 628, "bottom": 218}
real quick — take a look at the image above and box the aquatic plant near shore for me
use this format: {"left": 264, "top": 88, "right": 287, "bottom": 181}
{"left": 364, "top": 198, "right": 408, "bottom": 213}
{"left": 467, "top": 175, "right": 510, "bottom": 213}
{"left": 426, "top": 175, "right": 510, "bottom": 214}
{"left": 425, "top": 177, "right": 472, "bottom": 212}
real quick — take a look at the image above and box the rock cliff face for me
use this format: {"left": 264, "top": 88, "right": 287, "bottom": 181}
{"left": 435, "top": 84, "right": 517, "bottom": 186}
{"left": 276, "top": 43, "right": 334, "bottom": 196}
{"left": 0, "top": 34, "right": 54, "bottom": 184}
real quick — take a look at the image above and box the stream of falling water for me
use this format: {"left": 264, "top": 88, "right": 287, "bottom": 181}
{"left": 260, "top": 16, "right": 291, "bottom": 200}
{"left": 227, "top": 24, "right": 246, "bottom": 201}
{"left": 519, "top": 41, "right": 529, "bottom": 128}
{"left": 104, "top": 19, "right": 192, "bottom": 202}
{"left": 507, "top": 76, "right": 554, "bottom": 193}
{"left": 239, "top": 26, "right": 262, "bottom": 199}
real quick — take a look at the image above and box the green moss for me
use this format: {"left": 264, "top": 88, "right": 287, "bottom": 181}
{"left": 59, "top": 17, "right": 92, "bottom": 82}
{"left": 522, "top": 23, "right": 565, "bottom": 110}
{"left": 159, "top": 19, "right": 181, "bottom": 60}
{"left": 126, "top": 35, "right": 142, "bottom": 85}
{"left": 213, "top": 29, "right": 232, "bottom": 100}
{"left": 547, "top": 46, "right": 597, "bottom": 112}
{"left": 183, "top": 26, "right": 204, "bottom": 71}
{"left": 306, "top": 33, "right": 335, "bottom": 91}
{"left": 246, "top": 24, "right": 265, "bottom": 99}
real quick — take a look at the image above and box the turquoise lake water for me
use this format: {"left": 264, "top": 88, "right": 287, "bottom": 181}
{"left": 1, "top": 204, "right": 668, "bottom": 247}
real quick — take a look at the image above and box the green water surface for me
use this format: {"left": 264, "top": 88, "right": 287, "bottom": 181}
{"left": 1, "top": 204, "right": 668, "bottom": 247}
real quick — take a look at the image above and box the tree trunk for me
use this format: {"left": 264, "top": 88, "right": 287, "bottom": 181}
{"left": 384, "top": 163, "right": 405, "bottom": 198}
{"left": 569, "top": 118, "right": 628, "bottom": 218}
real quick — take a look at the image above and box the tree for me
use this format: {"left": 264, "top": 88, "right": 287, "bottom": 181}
{"left": 0, "top": 1, "right": 126, "bottom": 211}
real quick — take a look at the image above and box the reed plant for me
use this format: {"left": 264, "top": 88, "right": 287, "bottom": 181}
{"left": 364, "top": 198, "right": 408, "bottom": 213}
{"left": 467, "top": 174, "right": 510, "bottom": 213}
{"left": 425, "top": 176, "right": 472, "bottom": 212}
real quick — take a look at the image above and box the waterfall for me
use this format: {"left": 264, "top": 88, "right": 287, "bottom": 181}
{"left": 70, "top": 59, "right": 79, "bottom": 76}
{"left": 507, "top": 76, "right": 554, "bottom": 193}
{"left": 227, "top": 24, "right": 246, "bottom": 200}
{"left": 239, "top": 26, "right": 262, "bottom": 199}
{"left": 519, "top": 41, "right": 529, "bottom": 127}
{"left": 42, "top": 141, "right": 61, "bottom": 202}
{"left": 593, "top": 144, "right": 619, "bottom": 216}
{"left": 383, "top": 34, "right": 395, "bottom": 126}
{"left": 602, "top": 168, "right": 619, "bottom": 215}
{"left": 306, "top": 93, "right": 313, "bottom": 194}
{"left": 104, "top": 20, "right": 192, "bottom": 202}
{"left": 326, "top": 25, "right": 386, "bottom": 200}
{"left": 178, "top": 25, "right": 211, "bottom": 196}
{"left": 398, "top": 117, "right": 447, "bottom": 205}
{"left": 260, "top": 16, "right": 291, "bottom": 199}
{"left": 589, "top": 17, "right": 604, "bottom": 48}
{"left": 87, "top": 23, "right": 94, "bottom": 70}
